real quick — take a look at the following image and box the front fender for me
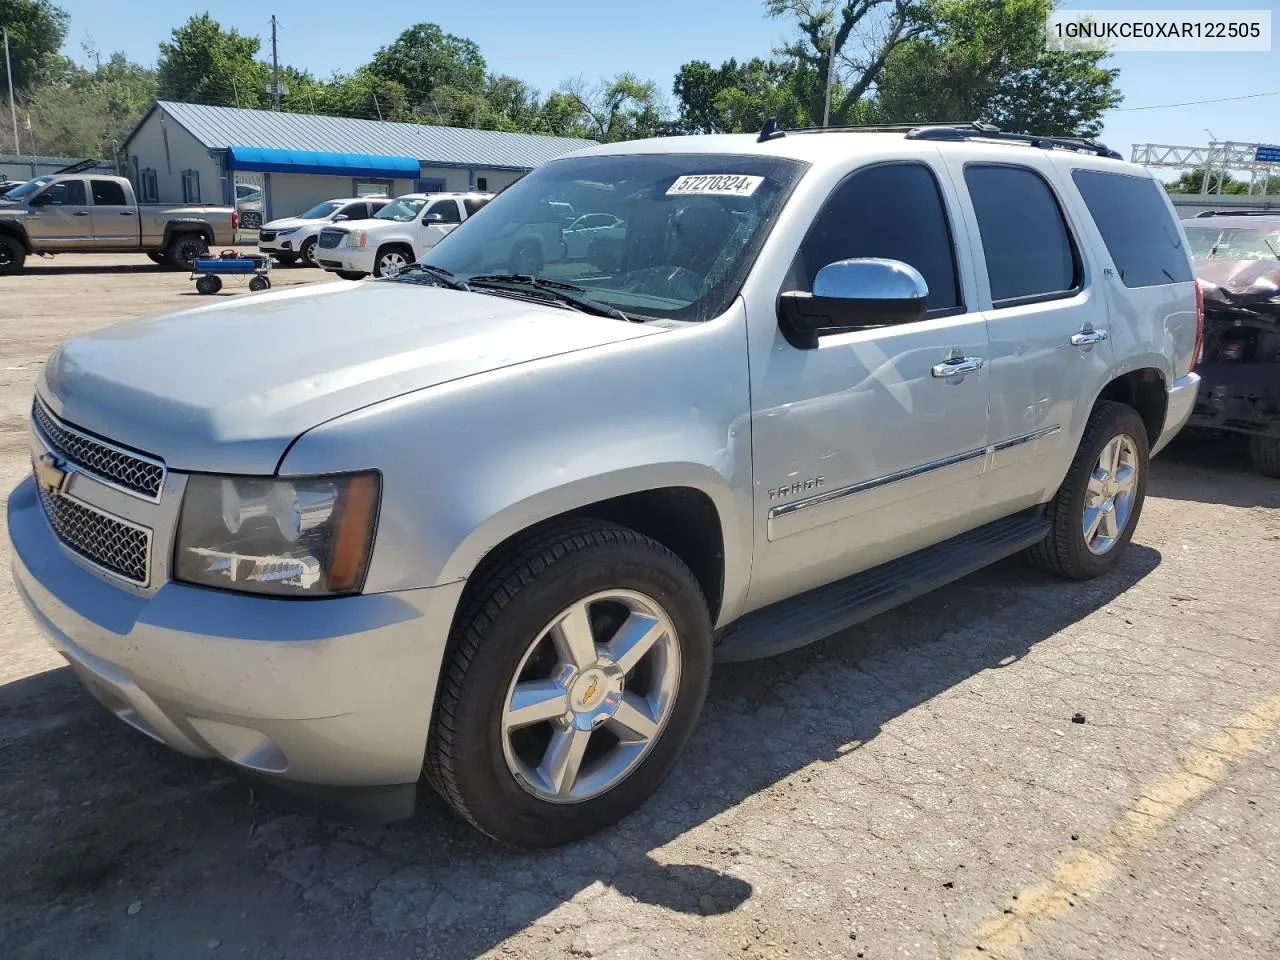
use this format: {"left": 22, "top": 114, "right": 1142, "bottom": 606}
{"left": 278, "top": 301, "right": 755, "bottom": 620}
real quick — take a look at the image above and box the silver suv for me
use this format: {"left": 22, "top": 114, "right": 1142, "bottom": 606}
{"left": 9, "top": 124, "right": 1201, "bottom": 847}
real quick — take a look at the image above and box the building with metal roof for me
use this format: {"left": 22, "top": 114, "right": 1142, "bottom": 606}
{"left": 121, "top": 101, "right": 596, "bottom": 232}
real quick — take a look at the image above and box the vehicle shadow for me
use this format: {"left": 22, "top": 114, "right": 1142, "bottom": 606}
{"left": 0, "top": 543, "right": 1162, "bottom": 958}
{"left": 19, "top": 262, "right": 167, "bottom": 276}
{"left": 1152, "top": 434, "right": 1280, "bottom": 509}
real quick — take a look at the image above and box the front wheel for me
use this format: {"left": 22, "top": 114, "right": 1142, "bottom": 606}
{"left": 427, "top": 520, "right": 712, "bottom": 848}
{"left": 300, "top": 237, "right": 318, "bottom": 267}
{"left": 335, "top": 270, "right": 367, "bottom": 281}
{"left": 1250, "top": 435, "right": 1280, "bottom": 478}
{"left": 0, "top": 234, "right": 27, "bottom": 275}
{"left": 373, "top": 246, "right": 412, "bottom": 278}
{"left": 1027, "top": 400, "right": 1149, "bottom": 580}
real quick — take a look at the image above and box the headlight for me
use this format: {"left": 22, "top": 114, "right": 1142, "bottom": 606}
{"left": 175, "top": 472, "right": 379, "bottom": 597}
{"left": 346, "top": 230, "right": 367, "bottom": 248}
{"left": 274, "top": 227, "right": 299, "bottom": 236}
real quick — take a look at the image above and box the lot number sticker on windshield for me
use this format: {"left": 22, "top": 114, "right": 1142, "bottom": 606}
{"left": 666, "top": 174, "right": 764, "bottom": 197}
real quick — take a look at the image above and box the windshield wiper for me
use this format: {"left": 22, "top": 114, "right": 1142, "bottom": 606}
{"left": 384, "top": 263, "right": 470, "bottom": 291}
{"left": 465, "top": 274, "right": 631, "bottom": 320}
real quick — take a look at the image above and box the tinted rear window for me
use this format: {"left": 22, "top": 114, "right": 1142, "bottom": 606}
{"left": 1071, "top": 169, "right": 1194, "bottom": 286}
{"left": 964, "top": 165, "right": 1078, "bottom": 305}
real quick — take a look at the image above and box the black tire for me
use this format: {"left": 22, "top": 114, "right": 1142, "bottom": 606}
{"left": 0, "top": 234, "right": 26, "bottom": 275}
{"left": 1250, "top": 435, "right": 1280, "bottom": 478}
{"left": 1027, "top": 400, "right": 1150, "bottom": 580}
{"left": 147, "top": 251, "right": 169, "bottom": 265}
{"left": 195, "top": 275, "right": 222, "bottom": 295}
{"left": 427, "top": 519, "right": 712, "bottom": 848}
{"left": 335, "top": 270, "right": 367, "bottom": 281}
{"left": 166, "top": 233, "right": 208, "bottom": 270}
{"left": 273, "top": 253, "right": 300, "bottom": 266}
{"left": 373, "top": 244, "right": 413, "bottom": 278}
{"left": 248, "top": 276, "right": 270, "bottom": 292}
{"left": 299, "top": 237, "right": 318, "bottom": 267}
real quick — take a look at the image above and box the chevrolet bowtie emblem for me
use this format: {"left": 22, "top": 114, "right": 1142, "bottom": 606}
{"left": 34, "top": 452, "right": 68, "bottom": 493}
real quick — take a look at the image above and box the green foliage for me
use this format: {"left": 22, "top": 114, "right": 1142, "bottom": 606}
{"left": 156, "top": 14, "right": 269, "bottom": 108}
{"left": 673, "top": 58, "right": 809, "bottom": 134}
{"left": 368, "top": 23, "right": 485, "bottom": 103}
{"left": 1163, "top": 168, "right": 1280, "bottom": 196}
{"left": 0, "top": 0, "right": 69, "bottom": 94}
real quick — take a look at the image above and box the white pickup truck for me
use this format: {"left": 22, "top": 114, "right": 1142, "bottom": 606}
{"left": 10, "top": 124, "right": 1200, "bottom": 848}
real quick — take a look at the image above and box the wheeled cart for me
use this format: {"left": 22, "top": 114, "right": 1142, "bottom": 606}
{"left": 191, "top": 250, "right": 272, "bottom": 295}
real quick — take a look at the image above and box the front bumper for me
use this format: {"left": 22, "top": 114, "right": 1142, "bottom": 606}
{"left": 315, "top": 247, "right": 375, "bottom": 274}
{"left": 259, "top": 235, "right": 300, "bottom": 255}
{"left": 9, "top": 476, "right": 463, "bottom": 819}
{"left": 1152, "top": 373, "right": 1200, "bottom": 456}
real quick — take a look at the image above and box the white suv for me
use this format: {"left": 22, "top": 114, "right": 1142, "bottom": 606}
{"left": 258, "top": 197, "right": 391, "bottom": 267}
{"left": 315, "top": 192, "right": 494, "bottom": 279}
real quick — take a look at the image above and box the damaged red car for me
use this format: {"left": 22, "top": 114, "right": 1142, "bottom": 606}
{"left": 1181, "top": 212, "right": 1280, "bottom": 477}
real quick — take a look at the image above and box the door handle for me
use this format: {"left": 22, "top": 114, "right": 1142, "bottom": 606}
{"left": 119, "top": 210, "right": 135, "bottom": 216}
{"left": 1071, "top": 328, "right": 1108, "bottom": 346}
{"left": 73, "top": 211, "right": 89, "bottom": 217}
{"left": 931, "top": 357, "right": 985, "bottom": 378}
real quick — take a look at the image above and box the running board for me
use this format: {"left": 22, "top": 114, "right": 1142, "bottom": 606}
{"left": 714, "top": 509, "right": 1050, "bottom": 662}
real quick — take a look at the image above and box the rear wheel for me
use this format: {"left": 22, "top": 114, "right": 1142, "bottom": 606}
{"left": 0, "top": 235, "right": 25, "bottom": 275}
{"left": 1027, "top": 401, "right": 1149, "bottom": 580}
{"left": 373, "top": 245, "right": 412, "bottom": 278}
{"left": 426, "top": 520, "right": 712, "bottom": 848}
{"left": 166, "top": 233, "right": 208, "bottom": 270}
{"left": 1250, "top": 435, "right": 1280, "bottom": 478}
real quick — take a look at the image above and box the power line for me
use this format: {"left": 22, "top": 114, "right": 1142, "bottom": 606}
{"left": 1110, "top": 90, "right": 1280, "bottom": 112}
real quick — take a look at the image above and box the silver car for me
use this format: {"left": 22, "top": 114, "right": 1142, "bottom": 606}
{"left": 10, "top": 125, "right": 1200, "bottom": 847}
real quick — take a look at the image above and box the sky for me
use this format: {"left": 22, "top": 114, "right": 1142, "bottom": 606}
{"left": 49, "top": 0, "right": 1280, "bottom": 161}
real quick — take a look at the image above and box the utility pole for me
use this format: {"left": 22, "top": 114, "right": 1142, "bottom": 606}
{"left": 822, "top": 32, "right": 835, "bottom": 127}
{"left": 270, "top": 15, "right": 281, "bottom": 111}
{"left": 4, "top": 29, "right": 19, "bottom": 158}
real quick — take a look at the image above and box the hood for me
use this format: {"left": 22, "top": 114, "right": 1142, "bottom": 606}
{"left": 324, "top": 217, "right": 396, "bottom": 234}
{"left": 262, "top": 217, "right": 312, "bottom": 230}
{"left": 41, "top": 281, "right": 663, "bottom": 474}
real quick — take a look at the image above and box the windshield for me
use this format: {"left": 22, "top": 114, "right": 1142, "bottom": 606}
{"left": 421, "top": 153, "right": 807, "bottom": 321}
{"left": 1184, "top": 224, "right": 1280, "bottom": 261}
{"left": 376, "top": 198, "right": 427, "bottom": 222}
{"left": 300, "top": 200, "right": 343, "bottom": 220}
{"left": 3, "top": 176, "right": 50, "bottom": 202}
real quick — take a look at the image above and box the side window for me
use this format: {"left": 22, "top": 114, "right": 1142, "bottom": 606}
{"left": 964, "top": 164, "right": 1079, "bottom": 305}
{"left": 425, "top": 199, "right": 461, "bottom": 223}
{"left": 462, "top": 196, "right": 490, "bottom": 216}
{"left": 368, "top": 199, "right": 389, "bottom": 216}
{"left": 339, "top": 202, "right": 367, "bottom": 220}
{"left": 91, "top": 179, "right": 127, "bottom": 205}
{"left": 795, "top": 162, "right": 962, "bottom": 313}
{"left": 181, "top": 169, "right": 201, "bottom": 203}
{"left": 1070, "top": 169, "right": 1194, "bottom": 287}
{"left": 40, "top": 180, "right": 86, "bottom": 206}
{"left": 140, "top": 169, "right": 158, "bottom": 203}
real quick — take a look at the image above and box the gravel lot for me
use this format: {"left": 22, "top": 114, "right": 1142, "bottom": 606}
{"left": 1, "top": 255, "right": 1277, "bottom": 960}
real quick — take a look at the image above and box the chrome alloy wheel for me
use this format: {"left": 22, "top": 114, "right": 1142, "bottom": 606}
{"left": 1083, "top": 433, "right": 1140, "bottom": 555}
{"left": 378, "top": 250, "right": 408, "bottom": 277}
{"left": 500, "top": 589, "right": 681, "bottom": 803}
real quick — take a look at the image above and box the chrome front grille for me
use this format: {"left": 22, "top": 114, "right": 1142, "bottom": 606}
{"left": 36, "top": 484, "right": 150, "bottom": 584}
{"left": 32, "top": 400, "right": 165, "bottom": 500}
{"left": 317, "top": 229, "right": 343, "bottom": 249}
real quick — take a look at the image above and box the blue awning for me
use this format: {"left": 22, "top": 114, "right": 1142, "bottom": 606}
{"left": 226, "top": 146, "right": 420, "bottom": 179}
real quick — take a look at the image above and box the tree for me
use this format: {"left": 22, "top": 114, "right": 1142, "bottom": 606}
{"left": 1163, "top": 168, "right": 1257, "bottom": 196}
{"left": 875, "top": 0, "right": 1121, "bottom": 136}
{"left": 368, "top": 23, "right": 485, "bottom": 105}
{"left": 17, "top": 53, "right": 155, "bottom": 158}
{"left": 156, "top": 14, "right": 269, "bottom": 108}
{"left": 0, "top": 0, "right": 69, "bottom": 95}
{"left": 560, "top": 74, "right": 668, "bottom": 142}
{"left": 673, "top": 58, "right": 810, "bottom": 134}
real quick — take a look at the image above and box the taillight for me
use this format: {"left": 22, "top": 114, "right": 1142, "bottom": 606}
{"left": 232, "top": 210, "right": 240, "bottom": 231}
{"left": 1191, "top": 279, "right": 1205, "bottom": 373}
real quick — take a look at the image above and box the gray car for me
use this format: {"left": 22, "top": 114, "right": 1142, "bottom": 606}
{"left": 10, "top": 125, "right": 1200, "bottom": 847}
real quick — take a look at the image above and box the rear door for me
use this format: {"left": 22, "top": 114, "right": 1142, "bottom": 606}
{"left": 28, "top": 179, "right": 95, "bottom": 248}
{"left": 947, "top": 157, "right": 1114, "bottom": 521}
{"left": 89, "top": 178, "right": 137, "bottom": 244}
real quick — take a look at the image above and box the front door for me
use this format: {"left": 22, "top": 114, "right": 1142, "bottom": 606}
{"left": 416, "top": 198, "right": 462, "bottom": 256}
{"left": 745, "top": 159, "right": 991, "bottom": 611}
{"left": 88, "top": 178, "right": 137, "bottom": 245}
{"left": 27, "top": 178, "right": 95, "bottom": 249}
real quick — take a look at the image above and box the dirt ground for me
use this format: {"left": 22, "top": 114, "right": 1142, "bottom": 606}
{"left": 0, "top": 254, "right": 1277, "bottom": 960}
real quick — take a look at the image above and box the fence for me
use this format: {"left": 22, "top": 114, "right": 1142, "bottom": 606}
{"left": 0, "top": 154, "right": 116, "bottom": 181}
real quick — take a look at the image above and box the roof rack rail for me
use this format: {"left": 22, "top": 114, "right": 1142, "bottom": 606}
{"left": 904, "top": 124, "right": 1123, "bottom": 159}
{"left": 785, "top": 120, "right": 988, "bottom": 136}
{"left": 1193, "top": 209, "right": 1278, "bottom": 218}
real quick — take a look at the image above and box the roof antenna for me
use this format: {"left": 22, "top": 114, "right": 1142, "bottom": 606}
{"left": 757, "top": 118, "right": 786, "bottom": 142}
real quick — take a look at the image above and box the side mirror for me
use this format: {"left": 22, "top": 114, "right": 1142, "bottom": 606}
{"left": 777, "top": 258, "right": 928, "bottom": 349}
{"left": 423, "top": 212, "right": 444, "bottom": 224}
{"left": 31, "top": 192, "right": 52, "bottom": 206}
{"left": 333, "top": 214, "right": 349, "bottom": 221}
